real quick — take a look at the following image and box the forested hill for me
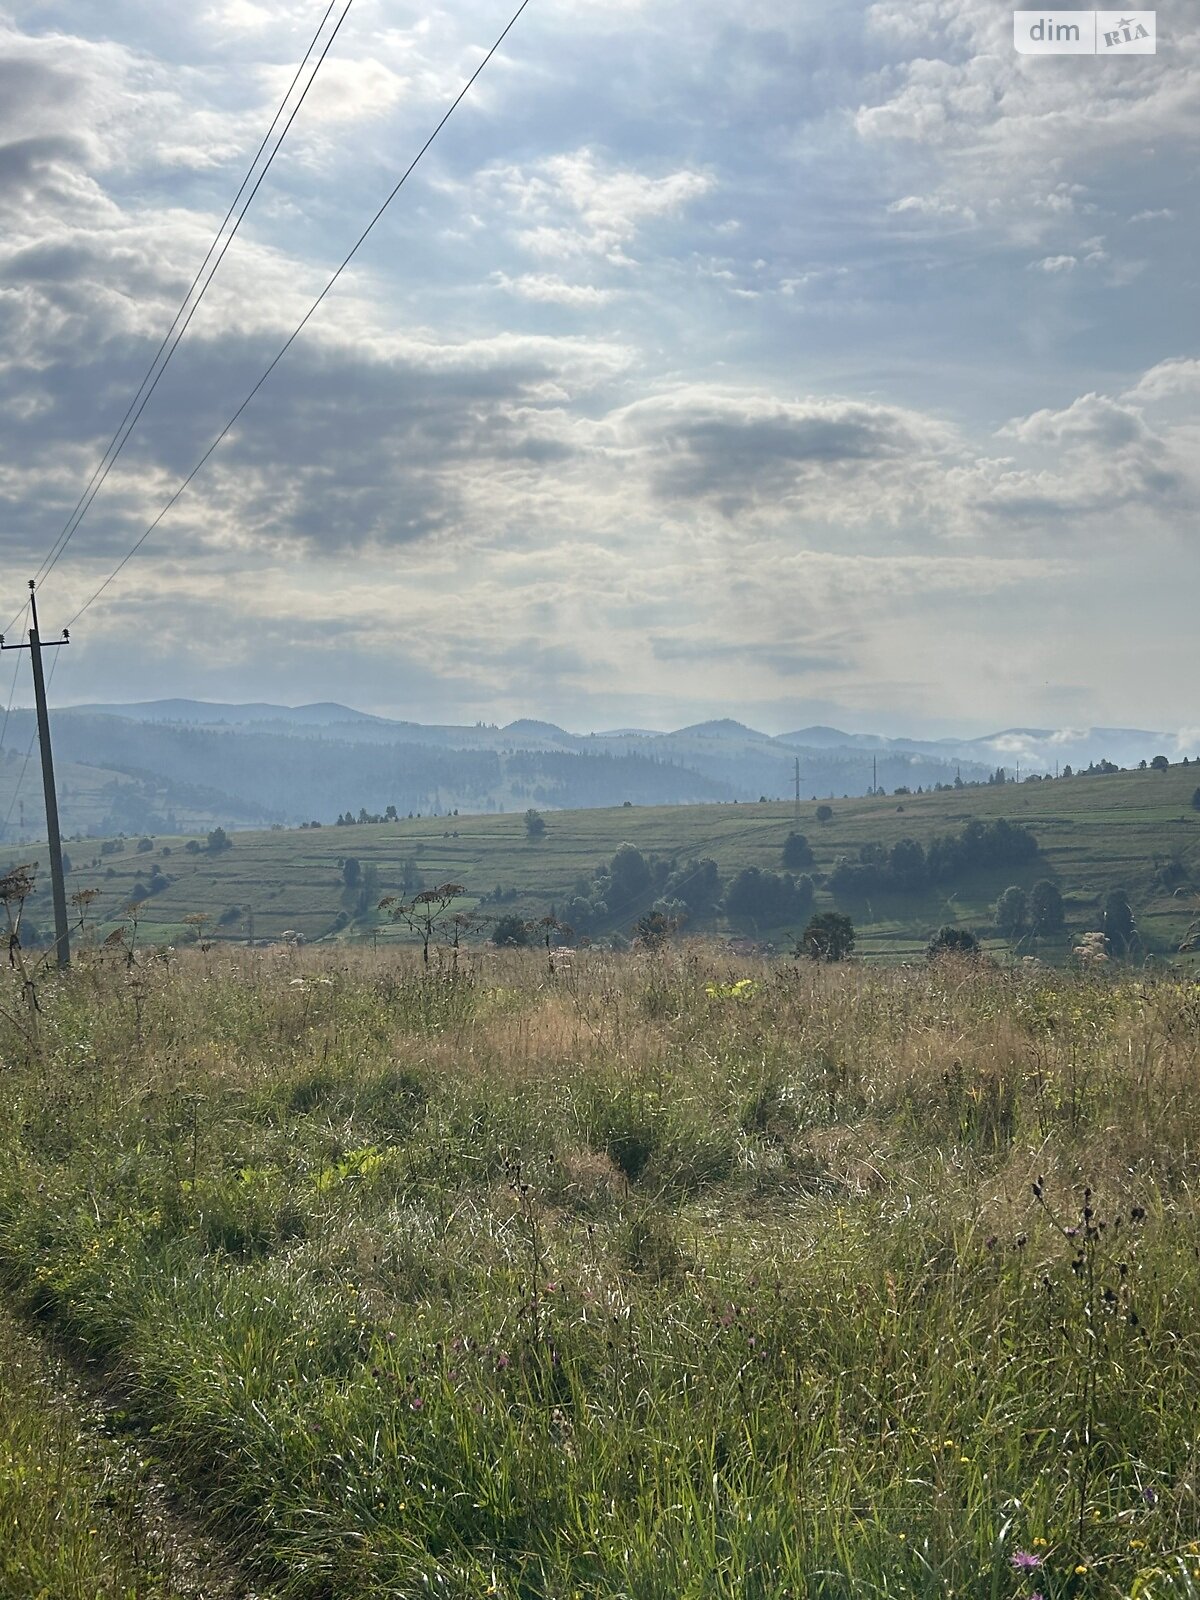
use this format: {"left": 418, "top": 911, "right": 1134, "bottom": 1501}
{"left": 0, "top": 711, "right": 732, "bottom": 838}
{"left": 3, "top": 700, "right": 1185, "bottom": 844}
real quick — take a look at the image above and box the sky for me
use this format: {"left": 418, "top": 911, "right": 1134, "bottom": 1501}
{"left": 0, "top": 0, "right": 1197, "bottom": 740}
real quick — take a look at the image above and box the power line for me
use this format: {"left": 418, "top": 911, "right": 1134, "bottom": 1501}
{"left": 63, "top": 0, "right": 534, "bottom": 633}
{"left": 22, "top": 0, "right": 354, "bottom": 611}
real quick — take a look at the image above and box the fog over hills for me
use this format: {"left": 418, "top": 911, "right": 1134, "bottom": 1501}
{"left": 0, "top": 699, "right": 1191, "bottom": 845}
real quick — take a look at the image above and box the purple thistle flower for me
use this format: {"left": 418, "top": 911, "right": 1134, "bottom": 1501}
{"left": 1010, "top": 1552, "right": 1043, "bottom": 1570}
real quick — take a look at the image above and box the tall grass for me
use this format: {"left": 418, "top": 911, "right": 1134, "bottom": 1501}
{"left": 0, "top": 1305, "right": 189, "bottom": 1598}
{"left": 1, "top": 945, "right": 1199, "bottom": 1597}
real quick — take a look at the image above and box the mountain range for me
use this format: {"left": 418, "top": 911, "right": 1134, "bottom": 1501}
{"left": 0, "top": 699, "right": 1190, "bottom": 844}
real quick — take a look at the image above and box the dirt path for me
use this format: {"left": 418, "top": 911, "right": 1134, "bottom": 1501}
{"left": 0, "top": 1300, "right": 261, "bottom": 1600}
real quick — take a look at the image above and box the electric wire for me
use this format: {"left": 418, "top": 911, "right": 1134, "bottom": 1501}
{"left": 21, "top": 0, "right": 355, "bottom": 613}
{"left": 63, "top": 0, "right": 533, "bottom": 633}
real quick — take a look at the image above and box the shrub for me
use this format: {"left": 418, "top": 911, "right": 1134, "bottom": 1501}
{"left": 927, "top": 926, "right": 981, "bottom": 961}
{"left": 1029, "top": 879, "right": 1065, "bottom": 935}
{"left": 798, "top": 910, "right": 854, "bottom": 961}
{"left": 782, "top": 831, "right": 814, "bottom": 870}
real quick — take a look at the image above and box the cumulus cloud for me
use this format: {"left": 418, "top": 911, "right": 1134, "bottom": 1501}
{"left": 473, "top": 147, "right": 713, "bottom": 265}
{"left": 858, "top": 0, "right": 1200, "bottom": 269}
{"left": 610, "top": 389, "right": 956, "bottom": 522}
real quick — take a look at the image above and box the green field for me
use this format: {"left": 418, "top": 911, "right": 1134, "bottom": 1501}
{"left": 1, "top": 947, "right": 1199, "bottom": 1597}
{"left": 25, "top": 762, "right": 1200, "bottom": 961}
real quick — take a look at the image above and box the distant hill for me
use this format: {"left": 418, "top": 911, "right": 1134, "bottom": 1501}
{"left": 34, "top": 761, "right": 1200, "bottom": 966}
{"left": 3, "top": 697, "right": 1188, "bottom": 846}
{"left": 675, "top": 719, "right": 770, "bottom": 741}
{"left": 72, "top": 699, "right": 395, "bottom": 727}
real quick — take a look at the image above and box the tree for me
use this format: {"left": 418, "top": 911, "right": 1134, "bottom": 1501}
{"left": 1028, "top": 879, "right": 1065, "bottom": 936}
{"left": 782, "top": 831, "right": 814, "bottom": 870}
{"left": 355, "top": 862, "right": 381, "bottom": 917}
{"left": 524, "top": 808, "right": 547, "bottom": 841}
{"left": 927, "top": 926, "right": 981, "bottom": 961}
{"left": 663, "top": 857, "right": 722, "bottom": 916}
{"left": 1150, "top": 755, "right": 1170, "bottom": 772}
{"left": 1192, "top": 786, "right": 1200, "bottom": 813}
{"left": 608, "top": 843, "right": 652, "bottom": 904}
{"left": 206, "top": 827, "right": 232, "bottom": 854}
{"left": 1102, "top": 890, "right": 1136, "bottom": 956}
{"left": 815, "top": 804, "right": 834, "bottom": 823}
{"left": 341, "top": 857, "right": 361, "bottom": 889}
{"left": 724, "top": 868, "right": 813, "bottom": 923}
{"left": 887, "top": 837, "right": 927, "bottom": 892}
{"left": 492, "top": 913, "right": 530, "bottom": 947}
{"left": 798, "top": 910, "right": 855, "bottom": 962}
{"left": 994, "top": 885, "right": 1028, "bottom": 940}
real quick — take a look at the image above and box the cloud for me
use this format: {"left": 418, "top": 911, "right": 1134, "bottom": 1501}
{"left": 494, "top": 271, "right": 615, "bottom": 307}
{"left": 649, "top": 636, "right": 850, "bottom": 677}
{"left": 612, "top": 388, "right": 954, "bottom": 520}
{"left": 857, "top": 0, "right": 1200, "bottom": 265}
{"left": 472, "top": 147, "right": 713, "bottom": 265}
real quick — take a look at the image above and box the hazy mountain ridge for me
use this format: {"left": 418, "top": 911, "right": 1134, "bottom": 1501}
{"left": 1, "top": 699, "right": 1188, "bottom": 844}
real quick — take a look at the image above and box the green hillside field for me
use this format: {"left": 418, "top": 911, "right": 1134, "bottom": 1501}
{"left": 14, "top": 762, "right": 1200, "bottom": 962}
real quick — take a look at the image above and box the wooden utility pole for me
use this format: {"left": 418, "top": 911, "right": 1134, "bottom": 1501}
{"left": 794, "top": 757, "right": 800, "bottom": 825}
{"left": 1, "top": 581, "right": 71, "bottom": 969}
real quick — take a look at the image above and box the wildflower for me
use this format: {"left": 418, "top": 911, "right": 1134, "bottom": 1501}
{"left": 1032, "top": 1538, "right": 1048, "bottom": 1548}
{"left": 1129, "top": 1538, "right": 1146, "bottom": 1550}
{"left": 410, "top": 1396, "right": 424, "bottom": 1412}
{"left": 1074, "top": 1565, "right": 1089, "bottom": 1575}
{"left": 496, "top": 1352, "right": 510, "bottom": 1371}
{"left": 1010, "top": 1552, "right": 1043, "bottom": 1571}
{"left": 1141, "top": 1486, "right": 1157, "bottom": 1506}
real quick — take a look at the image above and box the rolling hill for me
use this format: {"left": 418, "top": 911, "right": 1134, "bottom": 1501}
{"left": 12, "top": 760, "right": 1197, "bottom": 966}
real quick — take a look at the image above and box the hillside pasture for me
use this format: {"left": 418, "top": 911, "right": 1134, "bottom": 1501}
{"left": 24, "top": 763, "right": 1200, "bottom": 961}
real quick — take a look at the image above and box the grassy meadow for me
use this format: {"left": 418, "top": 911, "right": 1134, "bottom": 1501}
{"left": 27, "top": 761, "right": 1200, "bottom": 960}
{"left": 1, "top": 942, "right": 1199, "bottom": 1597}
